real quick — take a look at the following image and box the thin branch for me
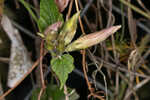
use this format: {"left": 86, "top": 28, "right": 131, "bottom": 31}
{"left": 112, "top": 3, "right": 150, "bottom": 33}
{"left": 66, "top": 0, "right": 74, "bottom": 20}
{"left": 11, "top": 20, "right": 37, "bottom": 39}
{"left": 64, "top": 85, "right": 69, "bottom": 100}
{"left": 38, "top": 40, "right": 46, "bottom": 100}
{"left": 75, "top": 0, "right": 85, "bottom": 34}
{"left": 80, "top": 0, "right": 94, "bottom": 18}
{"left": 0, "top": 58, "right": 40, "bottom": 100}
{"left": 96, "top": 57, "right": 150, "bottom": 79}
{"left": 24, "top": 67, "right": 113, "bottom": 100}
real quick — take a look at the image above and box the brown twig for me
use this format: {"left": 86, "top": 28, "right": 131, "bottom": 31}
{"left": 38, "top": 88, "right": 45, "bottom": 100}
{"left": 64, "top": 85, "right": 69, "bottom": 100}
{"left": 66, "top": 0, "right": 74, "bottom": 20}
{"left": 96, "top": 56, "right": 150, "bottom": 79}
{"left": 137, "top": 0, "right": 150, "bottom": 15}
{"left": 75, "top": 0, "right": 85, "bottom": 35}
{"left": 38, "top": 39, "right": 46, "bottom": 100}
{"left": 75, "top": 0, "right": 92, "bottom": 98}
{"left": 81, "top": 50, "right": 105, "bottom": 100}
{"left": 118, "top": 72, "right": 139, "bottom": 100}
{"left": 75, "top": 1, "right": 105, "bottom": 99}
{"left": 0, "top": 58, "right": 40, "bottom": 100}
{"left": 78, "top": 0, "right": 97, "bottom": 32}
{"left": 81, "top": 50, "right": 92, "bottom": 91}
{"left": 75, "top": 0, "right": 94, "bottom": 97}
{"left": 124, "top": 78, "right": 150, "bottom": 100}
{"left": 127, "top": 0, "right": 137, "bottom": 48}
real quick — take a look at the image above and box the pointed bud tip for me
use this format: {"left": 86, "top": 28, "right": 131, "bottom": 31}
{"left": 113, "top": 25, "right": 121, "bottom": 30}
{"left": 77, "top": 11, "right": 81, "bottom": 15}
{"left": 116, "top": 25, "right": 121, "bottom": 28}
{"left": 73, "top": 11, "right": 81, "bottom": 19}
{"left": 65, "top": 25, "right": 121, "bottom": 52}
{"left": 109, "top": 25, "right": 121, "bottom": 35}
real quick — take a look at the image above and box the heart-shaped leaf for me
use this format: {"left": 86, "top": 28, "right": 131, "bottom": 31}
{"left": 51, "top": 54, "right": 74, "bottom": 89}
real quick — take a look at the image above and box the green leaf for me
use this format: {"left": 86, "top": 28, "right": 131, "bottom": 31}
{"left": 19, "top": 0, "right": 38, "bottom": 22}
{"left": 31, "top": 84, "right": 65, "bottom": 100}
{"left": 51, "top": 54, "right": 74, "bottom": 89}
{"left": 46, "top": 84, "right": 65, "bottom": 100}
{"left": 38, "top": 0, "right": 63, "bottom": 32}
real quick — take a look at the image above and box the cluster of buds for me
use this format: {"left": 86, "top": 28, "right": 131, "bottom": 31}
{"left": 38, "top": 11, "right": 121, "bottom": 57}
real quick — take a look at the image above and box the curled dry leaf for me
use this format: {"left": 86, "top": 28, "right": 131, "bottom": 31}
{"left": 55, "top": 0, "right": 70, "bottom": 12}
{"left": 1, "top": 15, "right": 33, "bottom": 88}
{"left": 65, "top": 25, "right": 121, "bottom": 52}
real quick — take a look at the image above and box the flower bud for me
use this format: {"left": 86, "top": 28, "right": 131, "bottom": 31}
{"left": 58, "top": 11, "right": 80, "bottom": 45}
{"left": 65, "top": 25, "right": 121, "bottom": 52}
{"left": 44, "top": 22, "right": 62, "bottom": 51}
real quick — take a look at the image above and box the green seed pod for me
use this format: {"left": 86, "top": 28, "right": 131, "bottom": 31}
{"left": 65, "top": 25, "right": 121, "bottom": 52}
